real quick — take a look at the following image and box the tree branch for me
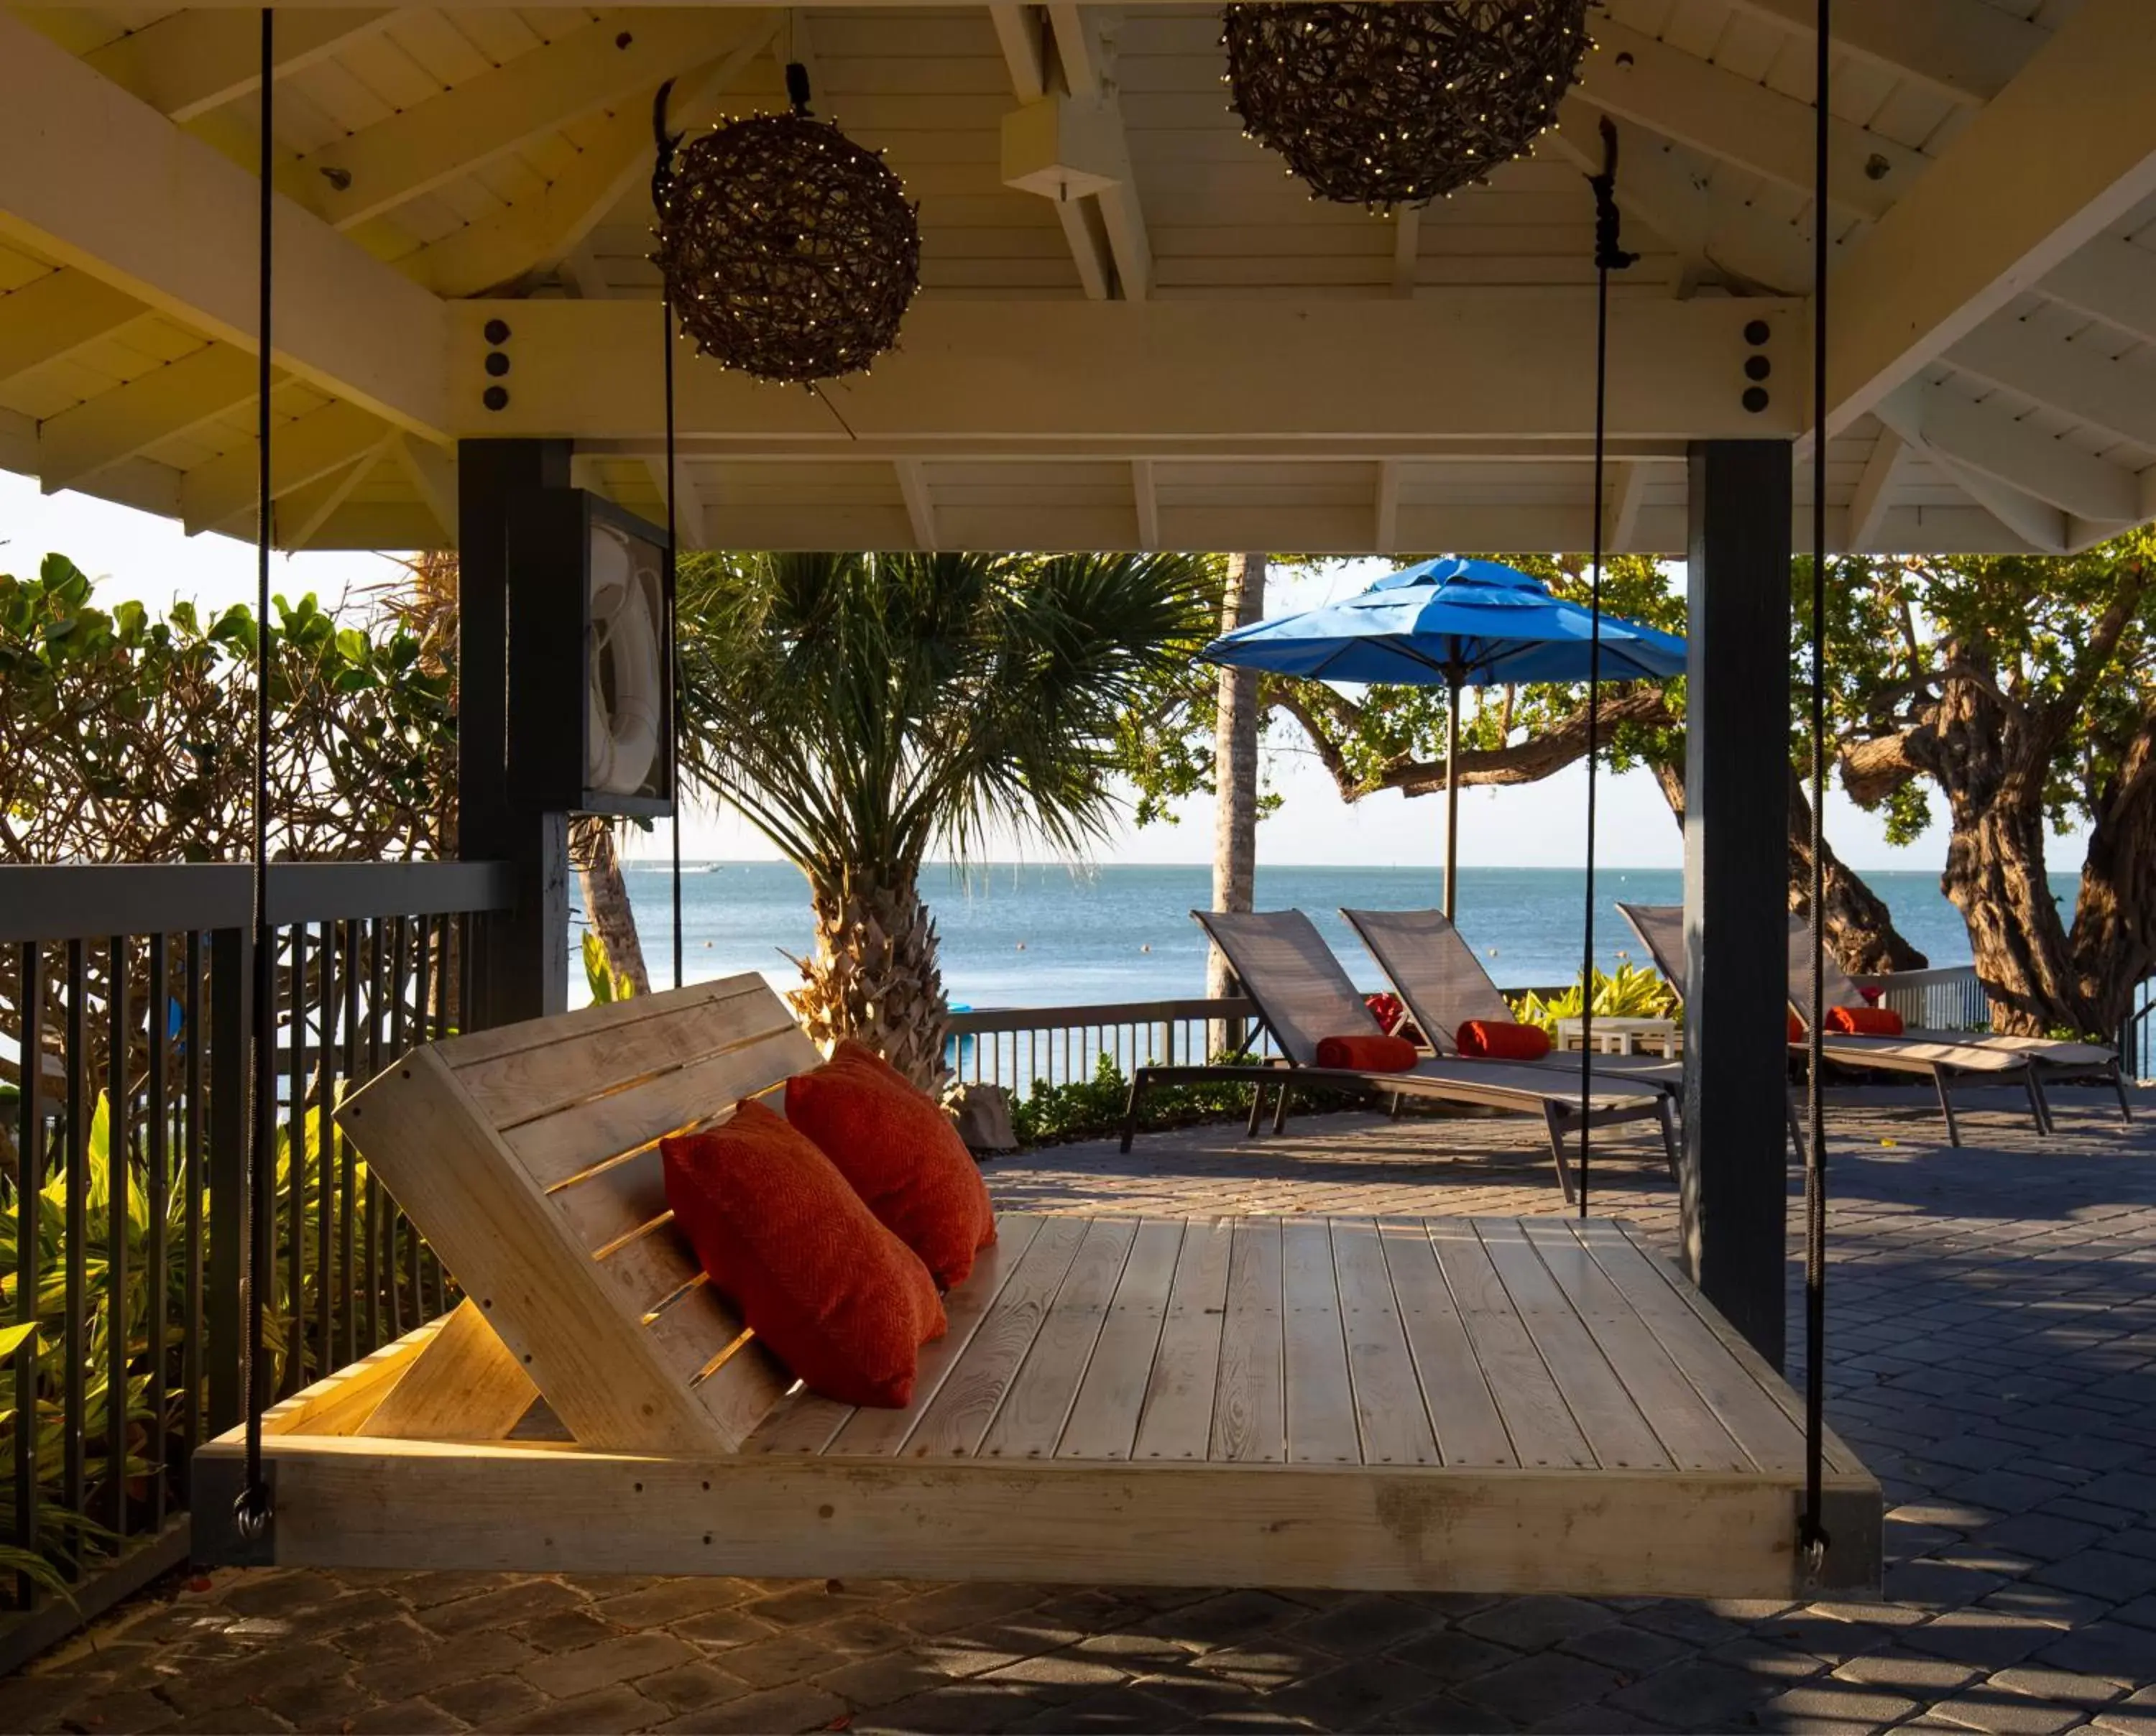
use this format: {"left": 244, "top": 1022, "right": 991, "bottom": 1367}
{"left": 1838, "top": 731, "right": 1923, "bottom": 808}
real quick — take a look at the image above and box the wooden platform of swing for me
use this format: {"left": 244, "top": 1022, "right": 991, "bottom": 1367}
{"left": 193, "top": 977, "right": 1880, "bottom": 1599}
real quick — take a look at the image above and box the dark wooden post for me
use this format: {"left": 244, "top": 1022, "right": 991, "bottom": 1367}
{"left": 205, "top": 924, "right": 250, "bottom": 1434}
{"left": 458, "top": 439, "right": 573, "bottom": 1028}
{"left": 1682, "top": 438, "right": 1793, "bottom": 1368}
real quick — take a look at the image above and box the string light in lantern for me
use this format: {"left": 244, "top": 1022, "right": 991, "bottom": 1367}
{"left": 652, "top": 63, "right": 921, "bottom": 387}
{"left": 1221, "top": 1, "right": 1593, "bottom": 210}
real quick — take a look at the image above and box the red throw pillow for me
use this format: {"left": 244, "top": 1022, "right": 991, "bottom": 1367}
{"left": 1313, "top": 1033, "right": 1420, "bottom": 1071}
{"left": 785, "top": 1041, "right": 995, "bottom": 1289}
{"left": 1789, "top": 1011, "right": 1806, "bottom": 1045}
{"left": 1827, "top": 1005, "right": 1904, "bottom": 1037}
{"left": 661, "top": 1099, "right": 944, "bottom": 1409}
{"left": 1454, "top": 1020, "right": 1554, "bottom": 1062}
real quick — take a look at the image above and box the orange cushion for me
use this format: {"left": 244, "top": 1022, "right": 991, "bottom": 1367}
{"left": 662, "top": 1099, "right": 945, "bottom": 1409}
{"left": 1789, "top": 1011, "right": 1806, "bottom": 1045}
{"left": 785, "top": 1041, "right": 996, "bottom": 1289}
{"left": 1454, "top": 1020, "right": 1553, "bottom": 1062}
{"left": 1827, "top": 1005, "right": 1904, "bottom": 1036}
{"left": 1313, "top": 1033, "right": 1420, "bottom": 1071}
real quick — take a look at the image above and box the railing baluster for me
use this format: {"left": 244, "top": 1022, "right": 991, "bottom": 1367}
{"left": 62, "top": 940, "right": 86, "bottom": 1574}
{"left": 181, "top": 932, "right": 203, "bottom": 1503}
{"left": 14, "top": 941, "right": 45, "bottom": 1607}
{"left": 365, "top": 919, "right": 385, "bottom": 1354}
{"left": 386, "top": 915, "right": 408, "bottom": 1342}
{"left": 282, "top": 925, "right": 306, "bottom": 1396}
{"left": 146, "top": 936, "right": 168, "bottom": 1533}
{"left": 103, "top": 938, "right": 131, "bottom": 1543}
{"left": 316, "top": 923, "right": 338, "bottom": 1380}
{"left": 339, "top": 920, "right": 359, "bottom": 1370}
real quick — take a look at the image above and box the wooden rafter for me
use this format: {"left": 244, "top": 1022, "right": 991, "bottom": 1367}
{"left": 1876, "top": 379, "right": 2135, "bottom": 528}
{"left": 1825, "top": 0, "right": 2156, "bottom": 435}
{"left": 1948, "top": 318, "right": 2156, "bottom": 453}
{"left": 1720, "top": 0, "right": 2045, "bottom": 109}
{"left": 0, "top": 11, "right": 449, "bottom": 439}
{"left": 86, "top": 9, "right": 397, "bottom": 123}
{"left": 181, "top": 401, "right": 389, "bottom": 535}
{"left": 0, "top": 269, "right": 142, "bottom": 386}
{"left": 895, "top": 459, "right": 936, "bottom": 549}
{"left": 1131, "top": 457, "right": 1159, "bottom": 550}
{"left": 1845, "top": 430, "right": 1906, "bottom": 552}
{"left": 38, "top": 345, "right": 262, "bottom": 494}
{"left": 292, "top": 11, "right": 763, "bottom": 231}
{"left": 1574, "top": 22, "right": 1922, "bottom": 223}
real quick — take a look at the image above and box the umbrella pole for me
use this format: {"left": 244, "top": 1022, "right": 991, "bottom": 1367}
{"left": 1444, "top": 676, "right": 1460, "bottom": 921}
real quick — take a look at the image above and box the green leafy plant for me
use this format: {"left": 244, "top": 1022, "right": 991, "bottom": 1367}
{"left": 581, "top": 931, "right": 637, "bottom": 1005}
{"left": 1007, "top": 1053, "right": 1366, "bottom": 1148}
{"left": 1510, "top": 963, "right": 1679, "bottom": 1037}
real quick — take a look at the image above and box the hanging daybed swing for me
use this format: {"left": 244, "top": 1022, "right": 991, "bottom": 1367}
{"left": 196, "top": 4, "right": 1878, "bottom": 1601}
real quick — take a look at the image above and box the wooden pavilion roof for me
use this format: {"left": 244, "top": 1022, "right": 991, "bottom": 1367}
{"left": 1, "top": 0, "right": 2150, "bottom": 555}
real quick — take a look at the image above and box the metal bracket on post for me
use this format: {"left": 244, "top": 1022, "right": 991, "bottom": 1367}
{"left": 1792, "top": 1487, "right": 1882, "bottom": 1598}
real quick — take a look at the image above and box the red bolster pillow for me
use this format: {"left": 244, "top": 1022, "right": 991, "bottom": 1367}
{"left": 662, "top": 1099, "right": 945, "bottom": 1409}
{"left": 1789, "top": 1011, "right": 1806, "bottom": 1045}
{"left": 1827, "top": 1005, "right": 1904, "bottom": 1036}
{"left": 785, "top": 1040, "right": 996, "bottom": 1289}
{"left": 1454, "top": 1020, "right": 1553, "bottom": 1062}
{"left": 1313, "top": 1033, "right": 1419, "bottom": 1071}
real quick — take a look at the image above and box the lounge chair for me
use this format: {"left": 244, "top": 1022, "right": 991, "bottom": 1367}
{"left": 1795, "top": 919, "right": 2129, "bottom": 1129}
{"left": 1340, "top": 906, "right": 1682, "bottom": 1096}
{"left": 191, "top": 973, "right": 1882, "bottom": 1599}
{"left": 1616, "top": 903, "right": 2047, "bottom": 1146}
{"left": 1118, "top": 910, "right": 1678, "bottom": 1201}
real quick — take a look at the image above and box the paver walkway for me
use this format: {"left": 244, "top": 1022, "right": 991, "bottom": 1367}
{"left": 6, "top": 1086, "right": 2156, "bottom": 1735}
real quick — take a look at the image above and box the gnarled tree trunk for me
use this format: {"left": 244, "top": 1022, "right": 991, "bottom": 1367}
{"left": 1648, "top": 750, "right": 1926, "bottom": 973}
{"left": 1900, "top": 670, "right": 2081, "bottom": 1035}
{"left": 792, "top": 874, "right": 951, "bottom": 1092}
{"left": 1784, "top": 769, "right": 1927, "bottom": 972}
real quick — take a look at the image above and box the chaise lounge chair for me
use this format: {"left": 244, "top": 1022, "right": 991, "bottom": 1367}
{"left": 1117, "top": 909, "right": 1678, "bottom": 1201}
{"left": 1794, "top": 919, "right": 2129, "bottom": 1130}
{"left": 1616, "top": 902, "right": 2047, "bottom": 1146}
{"left": 1340, "top": 906, "right": 1683, "bottom": 1096}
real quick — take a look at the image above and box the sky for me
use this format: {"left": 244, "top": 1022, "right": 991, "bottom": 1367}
{"left": 3, "top": 470, "right": 2000, "bottom": 874}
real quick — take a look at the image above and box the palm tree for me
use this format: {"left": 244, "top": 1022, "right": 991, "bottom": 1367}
{"left": 675, "top": 549, "right": 1216, "bottom": 1089}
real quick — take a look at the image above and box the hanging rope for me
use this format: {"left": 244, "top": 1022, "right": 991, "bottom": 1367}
{"left": 1800, "top": 0, "right": 1834, "bottom": 1579}
{"left": 1577, "top": 116, "right": 1638, "bottom": 1216}
{"left": 234, "top": 4, "right": 277, "bottom": 1544}
{"left": 654, "top": 82, "right": 686, "bottom": 991}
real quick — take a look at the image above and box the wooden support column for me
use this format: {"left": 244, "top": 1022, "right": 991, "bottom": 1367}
{"left": 457, "top": 439, "right": 572, "bottom": 1028}
{"left": 1682, "top": 440, "right": 1792, "bottom": 1368}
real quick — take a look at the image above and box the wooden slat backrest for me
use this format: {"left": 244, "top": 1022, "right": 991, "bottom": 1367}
{"left": 336, "top": 974, "right": 819, "bottom": 1453}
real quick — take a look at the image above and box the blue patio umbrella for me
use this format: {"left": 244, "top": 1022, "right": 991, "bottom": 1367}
{"left": 1202, "top": 557, "right": 1687, "bottom": 917}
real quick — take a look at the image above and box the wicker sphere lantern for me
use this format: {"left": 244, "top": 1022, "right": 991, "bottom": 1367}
{"left": 1222, "top": 1, "right": 1593, "bottom": 210}
{"left": 654, "top": 65, "right": 921, "bottom": 387}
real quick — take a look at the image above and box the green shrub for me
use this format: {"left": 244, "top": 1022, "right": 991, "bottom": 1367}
{"left": 1511, "top": 963, "right": 1678, "bottom": 1035}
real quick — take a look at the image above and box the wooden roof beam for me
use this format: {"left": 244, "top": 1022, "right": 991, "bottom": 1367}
{"left": 0, "top": 11, "right": 449, "bottom": 440}
{"left": 1541, "top": 109, "right": 1810, "bottom": 296}
{"left": 1131, "top": 457, "right": 1158, "bottom": 550}
{"left": 1876, "top": 378, "right": 2137, "bottom": 527}
{"left": 1573, "top": 22, "right": 1923, "bottom": 223}
{"left": 1720, "top": 0, "right": 2045, "bottom": 109}
{"left": 182, "top": 400, "right": 390, "bottom": 535}
{"left": 293, "top": 11, "right": 765, "bottom": 231}
{"left": 85, "top": 9, "right": 398, "bottom": 123}
{"left": 1844, "top": 429, "right": 1906, "bottom": 552}
{"left": 895, "top": 459, "right": 936, "bottom": 549}
{"left": 1605, "top": 459, "right": 1650, "bottom": 553}
{"left": 2041, "top": 239, "right": 2156, "bottom": 348}
{"left": 1825, "top": 0, "right": 2156, "bottom": 436}
{"left": 0, "top": 269, "right": 143, "bottom": 386}
{"left": 484, "top": 294, "right": 1802, "bottom": 444}
{"left": 37, "top": 343, "right": 262, "bottom": 494}
{"left": 405, "top": 17, "right": 780, "bottom": 297}
{"left": 1947, "top": 317, "right": 2156, "bottom": 453}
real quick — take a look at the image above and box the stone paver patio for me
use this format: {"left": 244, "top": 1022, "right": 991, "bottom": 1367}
{"left": 6, "top": 1084, "right": 2156, "bottom": 1735}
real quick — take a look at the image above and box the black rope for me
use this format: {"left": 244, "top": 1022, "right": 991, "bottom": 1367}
{"left": 234, "top": 4, "right": 276, "bottom": 1545}
{"left": 1577, "top": 116, "right": 1637, "bottom": 1217}
{"left": 1800, "top": 0, "right": 1834, "bottom": 1579}
{"left": 654, "top": 82, "right": 685, "bottom": 992}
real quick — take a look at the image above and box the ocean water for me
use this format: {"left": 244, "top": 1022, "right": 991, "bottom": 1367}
{"left": 608, "top": 861, "right": 1999, "bottom": 1009}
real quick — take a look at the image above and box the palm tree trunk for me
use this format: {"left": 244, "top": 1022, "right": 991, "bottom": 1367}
{"left": 572, "top": 816, "right": 650, "bottom": 995}
{"left": 1210, "top": 553, "right": 1266, "bottom": 1052}
{"left": 793, "top": 873, "right": 951, "bottom": 1093}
